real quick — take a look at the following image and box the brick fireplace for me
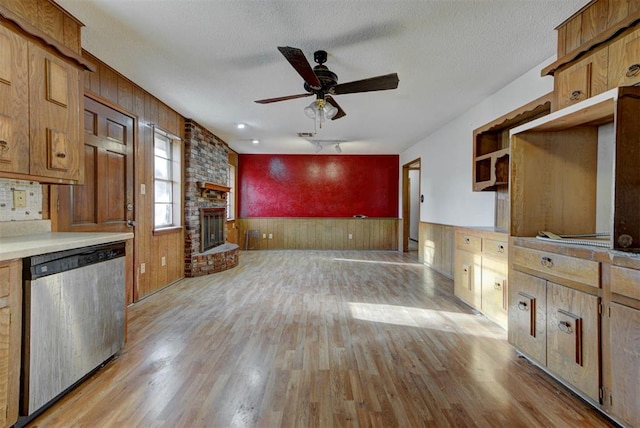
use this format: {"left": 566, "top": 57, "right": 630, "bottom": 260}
{"left": 184, "top": 119, "right": 239, "bottom": 277}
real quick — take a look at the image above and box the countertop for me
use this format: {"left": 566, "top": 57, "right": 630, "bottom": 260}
{"left": 0, "top": 220, "right": 133, "bottom": 261}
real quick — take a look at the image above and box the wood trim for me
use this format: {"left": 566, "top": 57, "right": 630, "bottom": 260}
{"left": 197, "top": 181, "right": 231, "bottom": 193}
{"left": 0, "top": 4, "right": 95, "bottom": 71}
{"left": 473, "top": 92, "right": 553, "bottom": 135}
{"left": 152, "top": 226, "right": 183, "bottom": 236}
{"left": 542, "top": 14, "right": 640, "bottom": 76}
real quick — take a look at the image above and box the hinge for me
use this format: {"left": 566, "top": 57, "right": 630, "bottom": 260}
{"left": 598, "top": 302, "right": 603, "bottom": 315}
{"left": 599, "top": 387, "right": 604, "bottom": 401}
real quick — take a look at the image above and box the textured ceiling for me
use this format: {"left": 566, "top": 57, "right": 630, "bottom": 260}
{"left": 56, "top": 0, "right": 588, "bottom": 155}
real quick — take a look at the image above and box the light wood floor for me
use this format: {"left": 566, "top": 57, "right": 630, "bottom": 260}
{"left": 28, "top": 250, "right": 616, "bottom": 427}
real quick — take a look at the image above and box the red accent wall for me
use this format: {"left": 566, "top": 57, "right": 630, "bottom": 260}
{"left": 238, "top": 154, "right": 399, "bottom": 218}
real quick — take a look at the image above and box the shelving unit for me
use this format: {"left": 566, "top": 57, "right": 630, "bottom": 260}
{"left": 509, "top": 86, "right": 640, "bottom": 251}
{"left": 472, "top": 93, "right": 552, "bottom": 191}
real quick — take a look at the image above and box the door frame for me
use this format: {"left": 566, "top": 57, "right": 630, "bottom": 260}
{"left": 52, "top": 92, "right": 138, "bottom": 303}
{"left": 402, "top": 158, "right": 421, "bottom": 252}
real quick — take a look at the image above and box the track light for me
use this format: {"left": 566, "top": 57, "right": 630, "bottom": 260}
{"left": 335, "top": 143, "right": 342, "bottom": 153}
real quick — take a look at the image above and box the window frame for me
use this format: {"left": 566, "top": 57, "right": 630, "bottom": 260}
{"left": 153, "top": 127, "right": 182, "bottom": 231}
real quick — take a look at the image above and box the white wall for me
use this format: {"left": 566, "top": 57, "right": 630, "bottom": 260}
{"left": 400, "top": 57, "right": 556, "bottom": 227}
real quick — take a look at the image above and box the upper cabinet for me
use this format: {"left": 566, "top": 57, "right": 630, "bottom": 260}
{"left": 542, "top": 0, "right": 640, "bottom": 111}
{"left": 0, "top": 2, "right": 92, "bottom": 185}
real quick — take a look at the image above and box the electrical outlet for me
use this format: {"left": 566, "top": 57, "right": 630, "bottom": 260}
{"left": 13, "top": 189, "right": 26, "bottom": 208}
{"left": 268, "top": 233, "right": 273, "bottom": 239}
{"left": 263, "top": 233, "right": 267, "bottom": 239}
{"left": 140, "top": 263, "right": 146, "bottom": 274}
{"left": 161, "top": 256, "right": 166, "bottom": 266}
{"left": 348, "top": 233, "right": 353, "bottom": 240}
{"left": 140, "top": 184, "right": 146, "bottom": 195}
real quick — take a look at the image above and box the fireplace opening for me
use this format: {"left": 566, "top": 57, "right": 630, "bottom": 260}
{"left": 201, "top": 208, "right": 225, "bottom": 252}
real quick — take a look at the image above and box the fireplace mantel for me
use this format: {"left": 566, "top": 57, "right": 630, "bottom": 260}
{"left": 197, "top": 181, "right": 230, "bottom": 199}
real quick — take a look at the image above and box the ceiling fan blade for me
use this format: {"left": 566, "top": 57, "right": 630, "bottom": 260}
{"left": 325, "top": 96, "right": 346, "bottom": 120}
{"left": 332, "top": 73, "right": 399, "bottom": 95}
{"left": 254, "top": 93, "right": 313, "bottom": 104}
{"left": 278, "top": 46, "right": 321, "bottom": 90}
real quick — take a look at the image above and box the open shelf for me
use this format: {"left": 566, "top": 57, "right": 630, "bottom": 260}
{"left": 473, "top": 93, "right": 552, "bottom": 191}
{"left": 509, "top": 86, "right": 640, "bottom": 250}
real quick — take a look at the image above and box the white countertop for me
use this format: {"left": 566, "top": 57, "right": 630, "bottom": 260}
{"left": 0, "top": 220, "right": 133, "bottom": 261}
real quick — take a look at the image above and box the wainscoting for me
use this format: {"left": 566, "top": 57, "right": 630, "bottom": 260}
{"left": 236, "top": 218, "right": 399, "bottom": 251}
{"left": 418, "top": 222, "right": 455, "bottom": 279}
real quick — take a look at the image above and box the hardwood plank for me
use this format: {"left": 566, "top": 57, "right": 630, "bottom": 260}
{"left": 26, "top": 251, "right": 616, "bottom": 428}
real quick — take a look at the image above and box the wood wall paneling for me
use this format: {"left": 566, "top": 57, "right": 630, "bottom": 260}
{"left": 81, "top": 50, "right": 185, "bottom": 301}
{"left": 418, "top": 222, "right": 455, "bottom": 279}
{"left": 236, "top": 218, "right": 399, "bottom": 251}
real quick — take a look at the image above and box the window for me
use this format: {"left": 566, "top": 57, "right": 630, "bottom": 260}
{"left": 227, "top": 163, "right": 235, "bottom": 220}
{"left": 154, "top": 129, "right": 182, "bottom": 229}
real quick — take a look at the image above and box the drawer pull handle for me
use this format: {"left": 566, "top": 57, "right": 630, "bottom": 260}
{"left": 56, "top": 152, "right": 67, "bottom": 158}
{"left": 558, "top": 321, "right": 573, "bottom": 334}
{"left": 626, "top": 63, "right": 640, "bottom": 77}
{"left": 0, "top": 140, "right": 8, "bottom": 152}
{"left": 497, "top": 245, "right": 505, "bottom": 253}
{"left": 464, "top": 238, "right": 470, "bottom": 245}
{"left": 570, "top": 90, "right": 582, "bottom": 100}
{"left": 541, "top": 256, "right": 553, "bottom": 267}
{"left": 517, "top": 301, "right": 528, "bottom": 311}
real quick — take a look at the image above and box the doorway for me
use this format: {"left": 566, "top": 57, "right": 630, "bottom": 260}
{"left": 402, "top": 158, "right": 421, "bottom": 252}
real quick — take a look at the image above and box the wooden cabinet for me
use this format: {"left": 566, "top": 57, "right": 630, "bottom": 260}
{"left": 454, "top": 229, "right": 508, "bottom": 329}
{"left": 546, "top": 281, "right": 599, "bottom": 401}
{"left": 508, "top": 269, "right": 546, "bottom": 364}
{"left": 607, "top": 25, "right": 640, "bottom": 88}
{"left": 605, "top": 264, "right": 640, "bottom": 427}
{"left": 510, "top": 86, "right": 640, "bottom": 251}
{"left": 0, "top": 259, "right": 21, "bottom": 428}
{"left": 0, "top": 22, "right": 28, "bottom": 174}
{"left": 554, "top": 46, "right": 608, "bottom": 110}
{"left": 509, "top": 241, "right": 601, "bottom": 402}
{"left": 472, "top": 93, "right": 551, "bottom": 191}
{"left": 0, "top": 12, "right": 88, "bottom": 184}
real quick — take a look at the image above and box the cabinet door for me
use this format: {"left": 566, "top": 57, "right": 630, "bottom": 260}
{"left": 454, "top": 249, "right": 481, "bottom": 309}
{"left": 0, "top": 24, "right": 29, "bottom": 174}
{"left": 28, "top": 42, "right": 82, "bottom": 181}
{"left": 546, "top": 281, "right": 599, "bottom": 401}
{"left": 608, "top": 302, "right": 640, "bottom": 427}
{"left": 481, "top": 256, "right": 508, "bottom": 329}
{"left": 608, "top": 26, "right": 640, "bottom": 88}
{"left": 0, "top": 259, "right": 21, "bottom": 427}
{"left": 555, "top": 47, "right": 608, "bottom": 110}
{"left": 508, "top": 270, "right": 546, "bottom": 364}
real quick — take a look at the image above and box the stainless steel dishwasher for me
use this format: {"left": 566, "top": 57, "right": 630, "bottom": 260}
{"left": 21, "top": 241, "right": 126, "bottom": 419}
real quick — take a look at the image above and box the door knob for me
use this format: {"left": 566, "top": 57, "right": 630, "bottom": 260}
{"left": 127, "top": 220, "right": 137, "bottom": 227}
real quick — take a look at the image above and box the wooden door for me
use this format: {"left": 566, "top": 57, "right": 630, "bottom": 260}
{"left": 58, "top": 96, "right": 135, "bottom": 303}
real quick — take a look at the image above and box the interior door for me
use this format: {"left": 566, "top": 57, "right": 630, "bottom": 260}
{"left": 57, "top": 95, "right": 135, "bottom": 303}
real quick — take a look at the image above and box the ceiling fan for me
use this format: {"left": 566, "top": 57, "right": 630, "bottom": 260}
{"left": 255, "top": 47, "right": 399, "bottom": 122}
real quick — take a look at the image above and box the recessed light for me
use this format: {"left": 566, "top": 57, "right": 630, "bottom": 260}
{"left": 251, "top": 139, "right": 259, "bottom": 144}
{"left": 236, "top": 123, "right": 246, "bottom": 129}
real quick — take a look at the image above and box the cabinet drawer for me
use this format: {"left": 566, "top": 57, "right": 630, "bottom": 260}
{"left": 610, "top": 265, "right": 640, "bottom": 302}
{"left": 0, "top": 264, "right": 9, "bottom": 299}
{"left": 483, "top": 238, "right": 508, "bottom": 259}
{"left": 512, "top": 246, "right": 599, "bottom": 289}
{"left": 608, "top": 25, "right": 640, "bottom": 88}
{"left": 555, "top": 47, "right": 608, "bottom": 110}
{"left": 455, "top": 233, "right": 481, "bottom": 252}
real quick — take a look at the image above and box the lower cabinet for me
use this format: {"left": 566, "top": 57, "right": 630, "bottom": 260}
{"left": 546, "top": 281, "right": 600, "bottom": 401}
{"left": 509, "top": 242, "right": 601, "bottom": 403}
{"left": 0, "top": 259, "right": 21, "bottom": 428}
{"left": 508, "top": 270, "right": 546, "bottom": 364}
{"left": 454, "top": 229, "right": 508, "bottom": 329}
{"left": 606, "top": 264, "right": 640, "bottom": 427}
